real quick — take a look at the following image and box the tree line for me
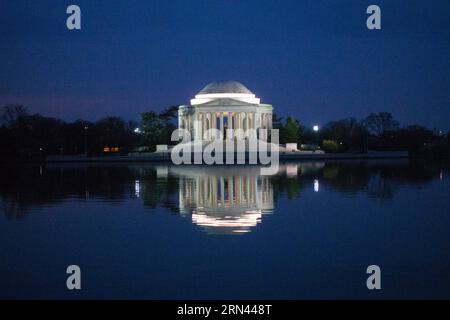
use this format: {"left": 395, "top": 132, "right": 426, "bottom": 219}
{"left": 0, "top": 105, "right": 138, "bottom": 158}
{"left": 0, "top": 104, "right": 180, "bottom": 159}
{"left": 275, "top": 112, "right": 449, "bottom": 157}
{"left": 1, "top": 104, "right": 448, "bottom": 159}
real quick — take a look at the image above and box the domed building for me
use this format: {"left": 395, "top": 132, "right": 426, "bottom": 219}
{"left": 178, "top": 81, "right": 273, "bottom": 140}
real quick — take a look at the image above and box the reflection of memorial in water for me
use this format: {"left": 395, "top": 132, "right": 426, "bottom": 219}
{"left": 1, "top": 160, "right": 439, "bottom": 221}
{"left": 171, "top": 166, "right": 274, "bottom": 234}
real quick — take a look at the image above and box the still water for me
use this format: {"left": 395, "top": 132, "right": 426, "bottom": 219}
{"left": 0, "top": 160, "right": 449, "bottom": 299}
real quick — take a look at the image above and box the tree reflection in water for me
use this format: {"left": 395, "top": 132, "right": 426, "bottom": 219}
{"left": 0, "top": 160, "right": 445, "bottom": 233}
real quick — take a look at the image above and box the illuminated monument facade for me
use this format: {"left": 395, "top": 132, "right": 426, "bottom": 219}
{"left": 178, "top": 81, "right": 273, "bottom": 140}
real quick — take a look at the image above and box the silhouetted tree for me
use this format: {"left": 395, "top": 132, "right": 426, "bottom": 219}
{"left": 0, "top": 104, "right": 27, "bottom": 127}
{"left": 280, "top": 116, "right": 300, "bottom": 144}
{"left": 140, "top": 106, "right": 179, "bottom": 151}
{"left": 321, "top": 118, "right": 368, "bottom": 152}
{"left": 89, "top": 116, "right": 136, "bottom": 154}
{"left": 363, "top": 112, "right": 399, "bottom": 137}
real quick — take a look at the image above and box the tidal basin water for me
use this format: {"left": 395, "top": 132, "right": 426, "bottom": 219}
{"left": 0, "top": 160, "right": 449, "bottom": 299}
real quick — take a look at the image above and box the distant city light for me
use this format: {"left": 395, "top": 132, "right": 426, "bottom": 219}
{"left": 313, "top": 125, "right": 319, "bottom": 132}
{"left": 135, "top": 180, "right": 140, "bottom": 198}
{"left": 134, "top": 127, "right": 141, "bottom": 134}
{"left": 314, "top": 179, "right": 319, "bottom": 192}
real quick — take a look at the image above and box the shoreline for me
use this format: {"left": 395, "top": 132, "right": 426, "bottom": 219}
{"left": 43, "top": 151, "right": 410, "bottom": 163}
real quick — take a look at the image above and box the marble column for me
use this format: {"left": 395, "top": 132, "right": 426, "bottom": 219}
{"left": 245, "top": 113, "right": 249, "bottom": 132}
{"left": 210, "top": 113, "right": 212, "bottom": 139}
{"left": 220, "top": 113, "right": 224, "bottom": 140}
{"left": 208, "top": 113, "right": 211, "bottom": 140}
{"left": 186, "top": 114, "right": 190, "bottom": 140}
{"left": 202, "top": 113, "right": 206, "bottom": 140}
{"left": 205, "top": 113, "right": 208, "bottom": 139}
{"left": 199, "top": 113, "right": 203, "bottom": 140}
{"left": 203, "top": 113, "right": 207, "bottom": 140}
{"left": 230, "top": 113, "right": 234, "bottom": 139}
{"left": 192, "top": 113, "right": 196, "bottom": 140}
{"left": 236, "top": 112, "right": 241, "bottom": 139}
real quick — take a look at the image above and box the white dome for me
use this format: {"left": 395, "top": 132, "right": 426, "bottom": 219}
{"left": 191, "top": 81, "right": 260, "bottom": 105}
{"left": 197, "top": 81, "right": 253, "bottom": 95}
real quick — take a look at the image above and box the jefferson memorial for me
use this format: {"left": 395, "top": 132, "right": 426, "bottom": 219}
{"left": 178, "top": 81, "right": 273, "bottom": 141}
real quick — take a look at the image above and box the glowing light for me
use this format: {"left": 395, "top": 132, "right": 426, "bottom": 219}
{"left": 135, "top": 180, "right": 140, "bottom": 198}
{"left": 314, "top": 179, "right": 319, "bottom": 192}
{"left": 313, "top": 125, "right": 319, "bottom": 132}
{"left": 191, "top": 93, "right": 260, "bottom": 105}
{"left": 192, "top": 209, "right": 263, "bottom": 234}
{"left": 134, "top": 127, "right": 141, "bottom": 134}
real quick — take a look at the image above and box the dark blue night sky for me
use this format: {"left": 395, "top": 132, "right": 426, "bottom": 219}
{"left": 1, "top": 0, "right": 449, "bottom": 130}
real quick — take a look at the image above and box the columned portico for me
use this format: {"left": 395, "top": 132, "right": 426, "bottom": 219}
{"left": 178, "top": 81, "right": 273, "bottom": 141}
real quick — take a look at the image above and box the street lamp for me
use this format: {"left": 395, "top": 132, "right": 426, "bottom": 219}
{"left": 312, "top": 125, "right": 320, "bottom": 151}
